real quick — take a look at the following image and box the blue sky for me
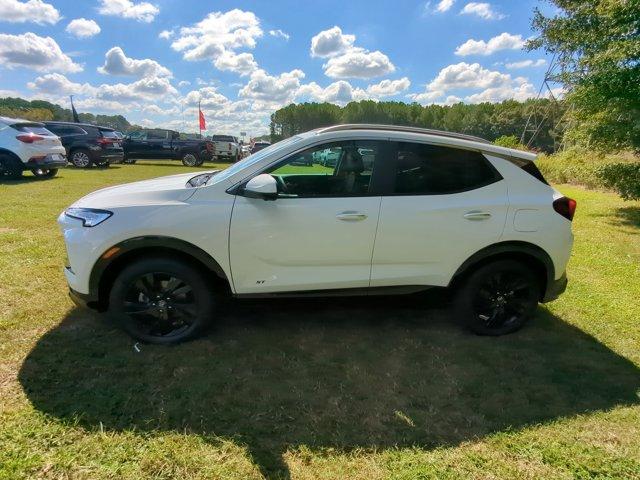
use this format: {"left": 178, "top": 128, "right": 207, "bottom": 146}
{"left": 0, "top": 0, "right": 559, "bottom": 135}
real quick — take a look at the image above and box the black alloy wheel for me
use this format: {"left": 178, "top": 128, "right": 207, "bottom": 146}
{"left": 456, "top": 260, "right": 539, "bottom": 336}
{"left": 109, "top": 258, "right": 216, "bottom": 344}
{"left": 0, "top": 155, "right": 23, "bottom": 179}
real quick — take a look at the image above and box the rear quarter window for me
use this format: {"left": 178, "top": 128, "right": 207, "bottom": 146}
{"left": 12, "top": 124, "right": 52, "bottom": 135}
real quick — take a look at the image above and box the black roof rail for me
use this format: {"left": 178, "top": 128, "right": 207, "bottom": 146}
{"left": 316, "top": 124, "right": 492, "bottom": 144}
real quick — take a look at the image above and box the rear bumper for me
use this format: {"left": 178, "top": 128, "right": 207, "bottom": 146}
{"left": 25, "top": 154, "right": 67, "bottom": 170}
{"left": 541, "top": 271, "right": 568, "bottom": 303}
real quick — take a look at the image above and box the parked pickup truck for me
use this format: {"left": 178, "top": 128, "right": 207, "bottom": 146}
{"left": 122, "top": 129, "right": 214, "bottom": 166}
{"left": 208, "top": 134, "right": 239, "bottom": 162}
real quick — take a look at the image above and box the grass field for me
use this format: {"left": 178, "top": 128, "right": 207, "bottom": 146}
{"left": 1, "top": 161, "right": 639, "bottom": 479}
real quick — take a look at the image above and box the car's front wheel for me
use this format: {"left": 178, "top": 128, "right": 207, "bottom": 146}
{"left": 109, "top": 257, "right": 216, "bottom": 344}
{"left": 455, "top": 259, "right": 540, "bottom": 336}
{"left": 31, "top": 168, "right": 58, "bottom": 178}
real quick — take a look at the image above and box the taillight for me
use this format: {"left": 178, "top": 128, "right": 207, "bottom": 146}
{"left": 96, "top": 137, "right": 112, "bottom": 145}
{"left": 553, "top": 196, "right": 577, "bottom": 221}
{"left": 16, "top": 133, "right": 44, "bottom": 143}
{"left": 206, "top": 141, "right": 214, "bottom": 152}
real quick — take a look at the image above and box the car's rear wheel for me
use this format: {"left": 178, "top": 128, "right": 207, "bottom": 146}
{"left": 0, "top": 154, "right": 23, "bottom": 179}
{"left": 455, "top": 259, "right": 540, "bottom": 336}
{"left": 31, "top": 168, "right": 58, "bottom": 178}
{"left": 181, "top": 152, "right": 202, "bottom": 167}
{"left": 70, "top": 149, "right": 92, "bottom": 168}
{"left": 109, "top": 257, "right": 216, "bottom": 344}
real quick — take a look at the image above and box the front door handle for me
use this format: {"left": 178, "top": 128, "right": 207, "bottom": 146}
{"left": 464, "top": 211, "right": 492, "bottom": 220}
{"left": 336, "top": 211, "right": 367, "bottom": 221}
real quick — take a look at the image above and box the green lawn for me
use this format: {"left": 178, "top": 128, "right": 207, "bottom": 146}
{"left": 1, "top": 162, "right": 639, "bottom": 479}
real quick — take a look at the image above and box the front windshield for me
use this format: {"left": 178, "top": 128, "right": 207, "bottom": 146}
{"left": 208, "top": 135, "right": 303, "bottom": 185}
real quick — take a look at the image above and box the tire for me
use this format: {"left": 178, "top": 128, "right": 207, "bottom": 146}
{"left": 31, "top": 168, "right": 58, "bottom": 178}
{"left": 96, "top": 161, "right": 110, "bottom": 169}
{"left": 454, "top": 259, "right": 540, "bottom": 336}
{"left": 181, "top": 152, "right": 201, "bottom": 167}
{"left": 108, "top": 257, "right": 217, "bottom": 344}
{"left": 123, "top": 158, "right": 137, "bottom": 164}
{"left": 70, "top": 149, "right": 92, "bottom": 168}
{"left": 0, "top": 154, "right": 23, "bottom": 179}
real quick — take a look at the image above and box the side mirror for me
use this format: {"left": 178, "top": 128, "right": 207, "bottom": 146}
{"left": 243, "top": 174, "right": 278, "bottom": 200}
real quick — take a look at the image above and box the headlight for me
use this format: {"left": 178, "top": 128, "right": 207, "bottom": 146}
{"left": 65, "top": 208, "right": 113, "bottom": 227}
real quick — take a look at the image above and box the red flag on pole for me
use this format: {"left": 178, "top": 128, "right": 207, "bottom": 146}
{"left": 198, "top": 104, "right": 206, "bottom": 131}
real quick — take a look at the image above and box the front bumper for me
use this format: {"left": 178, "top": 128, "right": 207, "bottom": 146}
{"left": 542, "top": 271, "right": 568, "bottom": 303}
{"left": 68, "top": 287, "right": 99, "bottom": 309}
{"left": 25, "top": 154, "right": 67, "bottom": 170}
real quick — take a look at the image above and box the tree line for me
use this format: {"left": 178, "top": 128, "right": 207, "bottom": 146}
{"left": 0, "top": 97, "right": 136, "bottom": 132}
{"left": 270, "top": 99, "right": 567, "bottom": 152}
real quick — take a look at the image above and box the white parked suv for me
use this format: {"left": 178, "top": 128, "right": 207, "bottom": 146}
{"left": 0, "top": 117, "right": 67, "bottom": 179}
{"left": 59, "top": 125, "right": 575, "bottom": 344}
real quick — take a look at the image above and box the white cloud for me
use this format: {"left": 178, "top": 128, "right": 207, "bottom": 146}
{"left": 455, "top": 33, "right": 525, "bottom": 56}
{"left": 269, "top": 29, "right": 289, "bottom": 40}
{"left": 158, "top": 29, "right": 174, "bottom": 40}
{"left": 177, "top": 80, "right": 190, "bottom": 87}
{"left": 97, "top": 46, "right": 171, "bottom": 78}
{"left": 298, "top": 80, "right": 367, "bottom": 105}
{"left": 28, "top": 73, "right": 96, "bottom": 95}
{"left": 183, "top": 86, "right": 230, "bottom": 108}
{"left": 66, "top": 18, "right": 101, "bottom": 38}
{"left": 505, "top": 59, "right": 547, "bottom": 69}
{"left": 409, "top": 62, "right": 538, "bottom": 105}
{"left": 436, "top": 0, "right": 455, "bottom": 12}
{"left": 0, "top": 0, "right": 60, "bottom": 24}
{"left": 323, "top": 49, "right": 395, "bottom": 79}
{"left": 0, "top": 32, "right": 82, "bottom": 73}
{"left": 97, "top": 76, "right": 178, "bottom": 102}
{"left": 239, "top": 68, "right": 305, "bottom": 104}
{"left": 465, "top": 82, "right": 537, "bottom": 103}
{"left": 311, "top": 26, "right": 396, "bottom": 80}
{"left": 98, "top": 0, "right": 159, "bottom": 23}
{"left": 366, "top": 77, "right": 411, "bottom": 96}
{"left": 213, "top": 51, "right": 258, "bottom": 76}
{"left": 310, "top": 26, "right": 355, "bottom": 58}
{"left": 460, "top": 2, "right": 504, "bottom": 20}
{"left": 171, "top": 9, "right": 262, "bottom": 68}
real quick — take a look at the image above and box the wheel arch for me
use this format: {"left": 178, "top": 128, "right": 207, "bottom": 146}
{"left": 0, "top": 148, "right": 23, "bottom": 163}
{"left": 90, "top": 236, "right": 230, "bottom": 310}
{"left": 449, "top": 241, "right": 555, "bottom": 300}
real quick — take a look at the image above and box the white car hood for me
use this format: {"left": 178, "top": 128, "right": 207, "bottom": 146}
{"left": 71, "top": 172, "right": 203, "bottom": 208}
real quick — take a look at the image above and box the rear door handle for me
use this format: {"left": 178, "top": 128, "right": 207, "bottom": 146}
{"left": 336, "top": 211, "right": 367, "bottom": 221}
{"left": 464, "top": 211, "right": 492, "bottom": 220}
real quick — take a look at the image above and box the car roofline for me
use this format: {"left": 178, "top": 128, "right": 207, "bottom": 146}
{"left": 312, "top": 124, "right": 537, "bottom": 162}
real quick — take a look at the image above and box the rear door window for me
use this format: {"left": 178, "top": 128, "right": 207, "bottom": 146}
{"left": 393, "top": 142, "right": 502, "bottom": 195}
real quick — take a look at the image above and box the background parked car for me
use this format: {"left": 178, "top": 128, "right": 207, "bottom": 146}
{"left": 44, "top": 121, "right": 123, "bottom": 168}
{"left": 250, "top": 141, "right": 271, "bottom": 154}
{"left": 0, "top": 116, "right": 67, "bottom": 179}
{"left": 208, "top": 134, "right": 239, "bottom": 162}
{"left": 123, "top": 129, "right": 214, "bottom": 166}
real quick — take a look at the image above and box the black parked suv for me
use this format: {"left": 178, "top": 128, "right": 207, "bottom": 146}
{"left": 43, "top": 122, "right": 124, "bottom": 168}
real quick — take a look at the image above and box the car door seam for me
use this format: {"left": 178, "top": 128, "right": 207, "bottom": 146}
{"left": 367, "top": 196, "right": 383, "bottom": 290}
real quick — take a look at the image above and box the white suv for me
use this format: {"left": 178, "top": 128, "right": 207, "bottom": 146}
{"left": 0, "top": 117, "right": 67, "bottom": 179}
{"left": 59, "top": 125, "right": 575, "bottom": 344}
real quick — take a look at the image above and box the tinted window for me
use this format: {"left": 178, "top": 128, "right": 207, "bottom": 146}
{"left": 147, "top": 130, "right": 168, "bottom": 140}
{"left": 100, "top": 130, "right": 119, "bottom": 138}
{"left": 265, "top": 140, "right": 386, "bottom": 197}
{"left": 13, "top": 124, "right": 53, "bottom": 135}
{"left": 211, "top": 135, "right": 235, "bottom": 142}
{"left": 127, "top": 131, "right": 146, "bottom": 140}
{"left": 394, "top": 143, "right": 501, "bottom": 195}
{"left": 47, "top": 125, "right": 86, "bottom": 136}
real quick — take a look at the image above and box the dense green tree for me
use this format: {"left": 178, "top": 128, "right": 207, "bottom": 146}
{"left": 270, "top": 99, "right": 567, "bottom": 152}
{"left": 528, "top": 0, "right": 640, "bottom": 152}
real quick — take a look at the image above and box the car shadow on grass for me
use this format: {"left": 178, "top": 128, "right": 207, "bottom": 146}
{"left": 19, "top": 294, "right": 640, "bottom": 479}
